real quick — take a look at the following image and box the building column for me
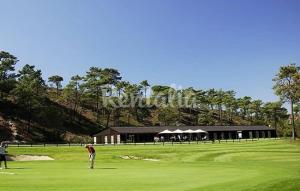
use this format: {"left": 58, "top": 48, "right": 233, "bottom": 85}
{"left": 111, "top": 135, "right": 115, "bottom": 144}
{"left": 104, "top": 136, "right": 108, "bottom": 144}
{"left": 117, "top": 135, "right": 121, "bottom": 144}
{"left": 237, "top": 131, "right": 242, "bottom": 139}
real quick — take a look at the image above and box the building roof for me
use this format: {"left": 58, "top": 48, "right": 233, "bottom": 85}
{"left": 94, "top": 125, "right": 275, "bottom": 136}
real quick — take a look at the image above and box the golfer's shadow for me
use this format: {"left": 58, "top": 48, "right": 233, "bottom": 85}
{"left": 97, "top": 168, "right": 117, "bottom": 170}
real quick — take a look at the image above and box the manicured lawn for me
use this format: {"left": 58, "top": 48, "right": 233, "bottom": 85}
{"left": 1, "top": 140, "right": 300, "bottom": 191}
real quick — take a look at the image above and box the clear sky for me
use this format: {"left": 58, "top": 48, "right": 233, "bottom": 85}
{"left": 1, "top": 0, "right": 300, "bottom": 102}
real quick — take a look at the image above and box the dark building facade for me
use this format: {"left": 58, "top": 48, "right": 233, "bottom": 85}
{"left": 93, "top": 126, "right": 276, "bottom": 144}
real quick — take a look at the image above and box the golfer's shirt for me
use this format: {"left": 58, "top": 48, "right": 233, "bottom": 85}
{"left": 88, "top": 147, "right": 95, "bottom": 154}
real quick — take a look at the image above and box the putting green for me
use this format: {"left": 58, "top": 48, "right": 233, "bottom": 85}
{"left": 1, "top": 140, "right": 300, "bottom": 191}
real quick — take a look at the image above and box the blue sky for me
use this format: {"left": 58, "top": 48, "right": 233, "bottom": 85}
{"left": 1, "top": 0, "right": 300, "bottom": 102}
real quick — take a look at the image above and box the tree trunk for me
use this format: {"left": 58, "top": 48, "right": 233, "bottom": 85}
{"left": 127, "top": 109, "right": 131, "bottom": 125}
{"left": 96, "top": 88, "right": 99, "bottom": 122}
{"left": 27, "top": 99, "right": 32, "bottom": 133}
{"left": 291, "top": 101, "right": 296, "bottom": 140}
{"left": 218, "top": 106, "right": 222, "bottom": 124}
{"left": 106, "top": 110, "right": 111, "bottom": 128}
{"left": 273, "top": 109, "right": 278, "bottom": 134}
{"left": 56, "top": 85, "right": 59, "bottom": 98}
{"left": 178, "top": 107, "right": 181, "bottom": 123}
{"left": 78, "top": 108, "right": 84, "bottom": 124}
{"left": 114, "top": 108, "right": 121, "bottom": 126}
{"left": 229, "top": 108, "right": 233, "bottom": 122}
{"left": 274, "top": 117, "right": 277, "bottom": 133}
{"left": 135, "top": 107, "right": 139, "bottom": 121}
{"left": 73, "top": 89, "right": 79, "bottom": 121}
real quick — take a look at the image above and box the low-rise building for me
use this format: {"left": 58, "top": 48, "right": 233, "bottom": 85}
{"left": 93, "top": 126, "right": 276, "bottom": 144}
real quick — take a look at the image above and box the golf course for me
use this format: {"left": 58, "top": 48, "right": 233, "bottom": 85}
{"left": 0, "top": 140, "right": 299, "bottom": 191}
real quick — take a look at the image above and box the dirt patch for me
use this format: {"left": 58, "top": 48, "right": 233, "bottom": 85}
{"left": 7, "top": 155, "right": 54, "bottom": 161}
{"left": 120, "top": 155, "right": 160, "bottom": 162}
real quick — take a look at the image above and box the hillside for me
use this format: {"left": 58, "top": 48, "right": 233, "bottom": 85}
{"left": 0, "top": 91, "right": 255, "bottom": 143}
{"left": 0, "top": 96, "right": 100, "bottom": 143}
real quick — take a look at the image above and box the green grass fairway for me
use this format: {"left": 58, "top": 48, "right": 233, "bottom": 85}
{"left": 1, "top": 140, "right": 300, "bottom": 191}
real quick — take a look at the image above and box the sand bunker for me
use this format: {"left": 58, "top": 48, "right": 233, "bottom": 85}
{"left": 0, "top": 172, "right": 16, "bottom": 175}
{"left": 120, "top": 155, "right": 160, "bottom": 162}
{"left": 143, "top": 158, "right": 160, "bottom": 162}
{"left": 7, "top": 155, "right": 54, "bottom": 161}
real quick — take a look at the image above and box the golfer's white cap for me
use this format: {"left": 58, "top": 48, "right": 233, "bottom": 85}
{"left": 85, "top": 144, "right": 92, "bottom": 148}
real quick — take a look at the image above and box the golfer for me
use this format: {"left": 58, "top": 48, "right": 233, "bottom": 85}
{"left": 85, "top": 144, "right": 96, "bottom": 169}
{"left": 0, "top": 142, "right": 8, "bottom": 169}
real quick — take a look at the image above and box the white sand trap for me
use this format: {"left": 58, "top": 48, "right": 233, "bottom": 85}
{"left": 143, "top": 159, "right": 160, "bottom": 162}
{"left": 120, "top": 155, "right": 131, "bottom": 160}
{"left": 120, "top": 155, "right": 140, "bottom": 160}
{"left": 0, "top": 172, "right": 16, "bottom": 175}
{"left": 120, "top": 155, "right": 160, "bottom": 162}
{"left": 8, "top": 155, "right": 54, "bottom": 161}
